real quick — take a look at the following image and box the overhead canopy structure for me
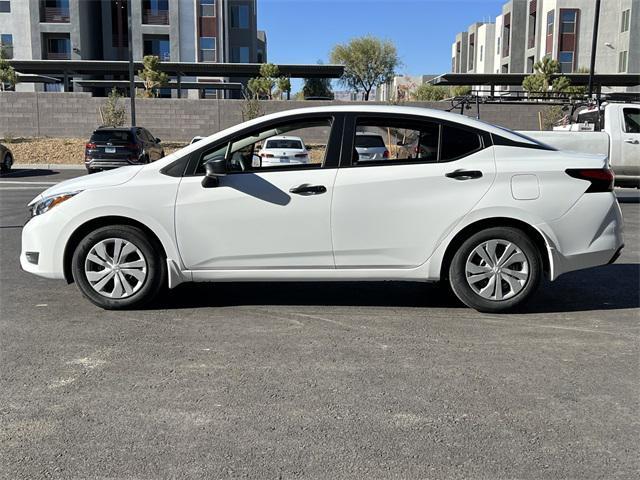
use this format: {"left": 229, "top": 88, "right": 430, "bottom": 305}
{"left": 73, "top": 80, "right": 243, "bottom": 91}
{"left": 430, "top": 73, "right": 640, "bottom": 88}
{"left": 8, "top": 60, "right": 345, "bottom": 79}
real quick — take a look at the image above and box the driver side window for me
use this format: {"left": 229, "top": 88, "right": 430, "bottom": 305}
{"left": 196, "top": 117, "right": 333, "bottom": 174}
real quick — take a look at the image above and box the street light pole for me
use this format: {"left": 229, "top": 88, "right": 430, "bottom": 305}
{"left": 587, "top": 0, "right": 601, "bottom": 98}
{"left": 126, "top": 0, "right": 136, "bottom": 126}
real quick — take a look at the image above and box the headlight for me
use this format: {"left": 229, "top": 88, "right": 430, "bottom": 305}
{"left": 30, "top": 191, "right": 81, "bottom": 217}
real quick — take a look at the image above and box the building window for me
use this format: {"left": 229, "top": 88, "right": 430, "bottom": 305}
{"left": 0, "top": 1, "right": 10, "bottom": 13}
{"left": 496, "top": 36, "right": 500, "bottom": 55}
{"left": 200, "top": 0, "right": 215, "bottom": 17}
{"left": 560, "top": 10, "right": 577, "bottom": 34}
{"left": 468, "top": 33, "right": 475, "bottom": 70}
{"left": 528, "top": 0, "right": 537, "bottom": 49}
{"left": 40, "top": 0, "right": 70, "bottom": 23}
{"left": 112, "top": 0, "right": 128, "bottom": 48}
{"left": 559, "top": 51, "right": 574, "bottom": 73}
{"left": 621, "top": 9, "right": 630, "bottom": 32}
{"left": 231, "top": 46, "right": 250, "bottom": 63}
{"left": 44, "top": 35, "right": 71, "bottom": 60}
{"left": 142, "top": 0, "right": 169, "bottom": 25}
{"left": 618, "top": 51, "right": 628, "bottom": 73}
{"left": 200, "top": 37, "right": 216, "bottom": 62}
{"left": 0, "top": 33, "right": 12, "bottom": 59}
{"left": 143, "top": 35, "right": 170, "bottom": 61}
{"left": 527, "top": 55, "right": 535, "bottom": 73}
{"left": 479, "top": 45, "right": 483, "bottom": 62}
{"left": 546, "top": 10, "right": 554, "bottom": 55}
{"left": 230, "top": 4, "right": 249, "bottom": 28}
{"left": 502, "top": 13, "right": 511, "bottom": 58}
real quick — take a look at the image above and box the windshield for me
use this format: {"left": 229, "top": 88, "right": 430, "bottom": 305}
{"left": 355, "top": 135, "right": 386, "bottom": 148}
{"left": 265, "top": 139, "right": 303, "bottom": 149}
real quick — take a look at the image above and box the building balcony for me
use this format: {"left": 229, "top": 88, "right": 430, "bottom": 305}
{"left": 142, "top": 9, "right": 169, "bottom": 25}
{"left": 41, "top": 7, "right": 70, "bottom": 23}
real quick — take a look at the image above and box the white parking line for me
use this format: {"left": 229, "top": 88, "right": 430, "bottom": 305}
{"left": 0, "top": 181, "right": 58, "bottom": 185}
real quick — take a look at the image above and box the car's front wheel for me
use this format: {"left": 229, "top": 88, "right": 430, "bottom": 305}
{"left": 448, "top": 227, "right": 542, "bottom": 313}
{"left": 71, "top": 225, "right": 166, "bottom": 309}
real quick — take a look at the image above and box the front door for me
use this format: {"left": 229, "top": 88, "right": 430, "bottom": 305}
{"left": 331, "top": 115, "right": 496, "bottom": 268}
{"left": 620, "top": 107, "right": 640, "bottom": 176}
{"left": 174, "top": 115, "right": 341, "bottom": 270}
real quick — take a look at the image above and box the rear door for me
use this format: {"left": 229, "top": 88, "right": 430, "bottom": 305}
{"left": 331, "top": 114, "right": 496, "bottom": 268}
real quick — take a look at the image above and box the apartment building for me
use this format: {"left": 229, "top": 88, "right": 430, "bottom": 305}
{"left": 450, "top": 0, "right": 639, "bottom": 92}
{"left": 0, "top": 0, "right": 267, "bottom": 97}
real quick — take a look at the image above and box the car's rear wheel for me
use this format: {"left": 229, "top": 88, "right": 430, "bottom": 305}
{"left": 1, "top": 153, "right": 12, "bottom": 173}
{"left": 448, "top": 227, "right": 542, "bottom": 313}
{"left": 71, "top": 225, "right": 165, "bottom": 310}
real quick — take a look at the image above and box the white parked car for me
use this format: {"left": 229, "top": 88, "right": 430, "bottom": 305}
{"left": 258, "top": 135, "right": 310, "bottom": 167}
{"left": 354, "top": 132, "right": 389, "bottom": 161}
{"left": 21, "top": 105, "right": 624, "bottom": 312}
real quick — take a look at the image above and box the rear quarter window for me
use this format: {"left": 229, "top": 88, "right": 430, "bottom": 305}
{"left": 440, "top": 125, "right": 482, "bottom": 161}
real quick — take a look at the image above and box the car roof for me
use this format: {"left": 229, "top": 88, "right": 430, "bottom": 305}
{"left": 94, "top": 127, "right": 135, "bottom": 132}
{"left": 265, "top": 135, "right": 303, "bottom": 141}
{"left": 221, "top": 105, "right": 540, "bottom": 145}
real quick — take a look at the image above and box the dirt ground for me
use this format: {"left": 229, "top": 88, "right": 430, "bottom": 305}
{"left": 1, "top": 138, "right": 188, "bottom": 165}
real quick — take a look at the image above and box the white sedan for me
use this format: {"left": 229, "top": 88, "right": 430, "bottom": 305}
{"left": 258, "top": 135, "right": 310, "bottom": 166}
{"left": 21, "top": 105, "right": 624, "bottom": 312}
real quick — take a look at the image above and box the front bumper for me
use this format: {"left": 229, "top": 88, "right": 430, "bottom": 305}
{"left": 20, "top": 209, "right": 69, "bottom": 280}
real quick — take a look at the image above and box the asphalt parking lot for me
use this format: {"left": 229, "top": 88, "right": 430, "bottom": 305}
{"left": 1, "top": 168, "right": 639, "bottom": 479}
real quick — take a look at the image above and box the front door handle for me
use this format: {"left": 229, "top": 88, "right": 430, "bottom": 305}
{"left": 289, "top": 184, "right": 327, "bottom": 195}
{"left": 445, "top": 169, "right": 483, "bottom": 180}
{"left": 624, "top": 138, "right": 639, "bottom": 145}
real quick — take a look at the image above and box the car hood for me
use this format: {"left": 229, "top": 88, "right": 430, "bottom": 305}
{"left": 29, "top": 165, "right": 143, "bottom": 206}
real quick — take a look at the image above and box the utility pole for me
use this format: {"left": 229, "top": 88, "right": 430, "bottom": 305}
{"left": 126, "top": 0, "right": 136, "bottom": 126}
{"left": 587, "top": 0, "right": 601, "bottom": 98}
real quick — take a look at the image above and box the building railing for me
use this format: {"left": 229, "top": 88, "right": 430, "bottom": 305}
{"left": 142, "top": 9, "right": 169, "bottom": 25}
{"left": 41, "top": 7, "right": 70, "bottom": 23}
{"left": 45, "top": 52, "right": 71, "bottom": 60}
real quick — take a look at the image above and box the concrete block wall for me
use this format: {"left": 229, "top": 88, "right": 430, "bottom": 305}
{"left": 0, "top": 93, "right": 545, "bottom": 141}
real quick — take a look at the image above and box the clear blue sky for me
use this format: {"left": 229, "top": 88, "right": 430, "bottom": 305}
{"left": 257, "top": 0, "right": 505, "bottom": 92}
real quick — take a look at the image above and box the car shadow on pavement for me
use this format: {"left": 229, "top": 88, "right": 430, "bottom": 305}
{"left": 158, "top": 263, "right": 639, "bottom": 313}
{"left": 0, "top": 168, "right": 59, "bottom": 178}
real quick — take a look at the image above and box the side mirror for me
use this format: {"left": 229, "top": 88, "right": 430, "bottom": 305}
{"left": 251, "top": 154, "right": 261, "bottom": 168}
{"left": 202, "top": 158, "right": 227, "bottom": 188}
{"left": 155, "top": 138, "right": 161, "bottom": 143}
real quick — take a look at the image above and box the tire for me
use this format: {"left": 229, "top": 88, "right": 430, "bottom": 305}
{"left": 448, "top": 227, "right": 542, "bottom": 313}
{"left": 71, "top": 225, "right": 166, "bottom": 310}
{"left": 1, "top": 154, "right": 12, "bottom": 173}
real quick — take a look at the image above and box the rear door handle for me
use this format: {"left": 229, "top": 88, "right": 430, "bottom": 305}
{"left": 289, "top": 184, "right": 327, "bottom": 195}
{"left": 445, "top": 169, "right": 483, "bottom": 180}
{"left": 624, "top": 139, "right": 639, "bottom": 144}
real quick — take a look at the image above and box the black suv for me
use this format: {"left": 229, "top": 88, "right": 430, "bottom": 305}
{"left": 85, "top": 127, "right": 165, "bottom": 173}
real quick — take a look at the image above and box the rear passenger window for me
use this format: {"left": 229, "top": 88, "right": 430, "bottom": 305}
{"left": 440, "top": 125, "right": 482, "bottom": 161}
{"left": 353, "top": 118, "right": 439, "bottom": 165}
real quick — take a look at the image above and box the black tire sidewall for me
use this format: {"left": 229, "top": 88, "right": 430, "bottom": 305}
{"left": 1, "top": 154, "right": 11, "bottom": 173}
{"left": 71, "top": 225, "right": 165, "bottom": 309}
{"left": 449, "top": 227, "right": 542, "bottom": 313}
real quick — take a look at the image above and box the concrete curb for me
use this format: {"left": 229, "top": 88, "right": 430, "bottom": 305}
{"left": 13, "top": 164, "right": 85, "bottom": 171}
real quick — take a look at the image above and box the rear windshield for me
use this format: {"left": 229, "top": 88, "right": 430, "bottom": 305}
{"left": 265, "top": 139, "right": 303, "bottom": 149}
{"left": 355, "top": 135, "right": 386, "bottom": 148}
{"left": 90, "top": 130, "right": 133, "bottom": 143}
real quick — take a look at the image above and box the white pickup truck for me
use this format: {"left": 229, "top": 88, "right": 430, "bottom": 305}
{"left": 521, "top": 102, "right": 640, "bottom": 188}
